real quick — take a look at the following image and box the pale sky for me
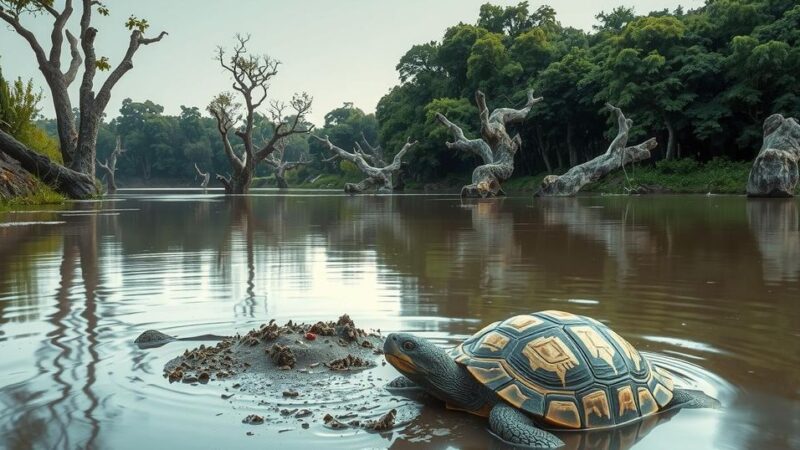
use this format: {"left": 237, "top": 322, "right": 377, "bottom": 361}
{"left": 1, "top": 0, "right": 703, "bottom": 126}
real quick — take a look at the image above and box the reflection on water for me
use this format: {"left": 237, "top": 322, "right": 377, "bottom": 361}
{"left": 0, "top": 192, "right": 798, "bottom": 450}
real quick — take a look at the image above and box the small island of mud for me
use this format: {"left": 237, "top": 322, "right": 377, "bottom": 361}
{"left": 162, "top": 314, "right": 384, "bottom": 384}
{"left": 144, "top": 315, "right": 418, "bottom": 435}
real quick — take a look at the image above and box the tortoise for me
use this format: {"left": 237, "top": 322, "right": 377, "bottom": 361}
{"left": 383, "top": 310, "right": 719, "bottom": 448}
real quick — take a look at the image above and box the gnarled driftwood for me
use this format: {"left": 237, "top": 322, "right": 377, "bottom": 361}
{"left": 747, "top": 114, "right": 800, "bottom": 197}
{"left": 535, "top": 104, "right": 656, "bottom": 197}
{"left": 437, "top": 89, "right": 542, "bottom": 197}
{"left": 96, "top": 136, "right": 125, "bottom": 194}
{"left": 312, "top": 134, "right": 416, "bottom": 194}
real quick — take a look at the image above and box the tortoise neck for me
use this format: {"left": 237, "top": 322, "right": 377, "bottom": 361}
{"left": 425, "top": 361, "right": 492, "bottom": 413}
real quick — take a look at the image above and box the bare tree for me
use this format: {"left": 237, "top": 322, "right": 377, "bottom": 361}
{"left": 194, "top": 163, "right": 210, "bottom": 190}
{"left": 207, "top": 35, "right": 313, "bottom": 195}
{"left": 312, "top": 134, "right": 416, "bottom": 194}
{"left": 535, "top": 104, "right": 656, "bottom": 197}
{"left": 436, "top": 89, "right": 542, "bottom": 197}
{"left": 0, "top": 1, "right": 167, "bottom": 198}
{"left": 96, "top": 136, "right": 125, "bottom": 193}
{"left": 264, "top": 139, "right": 311, "bottom": 189}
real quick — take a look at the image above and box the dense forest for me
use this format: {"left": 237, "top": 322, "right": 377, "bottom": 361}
{"left": 11, "top": 0, "right": 800, "bottom": 189}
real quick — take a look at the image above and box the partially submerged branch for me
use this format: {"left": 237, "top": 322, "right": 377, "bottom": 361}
{"left": 535, "top": 104, "right": 656, "bottom": 197}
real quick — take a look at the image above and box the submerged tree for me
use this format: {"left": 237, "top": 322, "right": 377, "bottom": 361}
{"left": 264, "top": 139, "right": 311, "bottom": 189}
{"left": 312, "top": 134, "right": 416, "bottom": 194}
{"left": 535, "top": 104, "right": 656, "bottom": 196}
{"left": 208, "top": 35, "right": 312, "bottom": 195}
{"left": 436, "top": 89, "right": 542, "bottom": 197}
{"left": 96, "top": 136, "right": 125, "bottom": 193}
{"left": 0, "top": 1, "right": 167, "bottom": 198}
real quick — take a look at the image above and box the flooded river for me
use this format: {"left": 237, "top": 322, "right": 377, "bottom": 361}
{"left": 0, "top": 191, "right": 798, "bottom": 450}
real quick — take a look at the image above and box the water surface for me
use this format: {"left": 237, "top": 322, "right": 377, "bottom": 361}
{"left": 1, "top": 191, "right": 798, "bottom": 450}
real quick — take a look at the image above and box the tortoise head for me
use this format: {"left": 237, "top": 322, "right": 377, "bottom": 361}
{"left": 384, "top": 333, "right": 459, "bottom": 394}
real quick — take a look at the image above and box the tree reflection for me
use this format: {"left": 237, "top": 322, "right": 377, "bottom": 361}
{"left": 1, "top": 205, "right": 102, "bottom": 449}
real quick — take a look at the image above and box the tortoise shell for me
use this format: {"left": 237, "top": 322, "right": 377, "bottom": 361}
{"left": 450, "top": 311, "right": 674, "bottom": 429}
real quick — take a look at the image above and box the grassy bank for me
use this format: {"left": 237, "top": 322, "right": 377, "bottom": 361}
{"left": 504, "top": 158, "right": 758, "bottom": 195}
{"left": 0, "top": 182, "right": 64, "bottom": 211}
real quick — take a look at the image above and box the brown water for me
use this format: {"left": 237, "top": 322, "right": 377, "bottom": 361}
{"left": 0, "top": 191, "right": 798, "bottom": 450}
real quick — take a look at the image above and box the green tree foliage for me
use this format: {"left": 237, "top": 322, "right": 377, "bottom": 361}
{"left": 376, "top": 0, "right": 800, "bottom": 183}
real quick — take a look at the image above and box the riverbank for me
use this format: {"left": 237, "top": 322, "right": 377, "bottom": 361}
{"left": 0, "top": 153, "right": 64, "bottom": 211}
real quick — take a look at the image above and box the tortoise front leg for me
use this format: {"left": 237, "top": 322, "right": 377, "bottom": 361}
{"left": 668, "top": 388, "right": 721, "bottom": 409}
{"left": 386, "top": 376, "right": 422, "bottom": 391}
{"left": 489, "top": 403, "right": 564, "bottom": 449}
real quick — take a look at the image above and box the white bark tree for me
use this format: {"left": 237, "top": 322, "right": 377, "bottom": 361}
{"left": 0, "top": 1, "right": 167, "bottom": 198}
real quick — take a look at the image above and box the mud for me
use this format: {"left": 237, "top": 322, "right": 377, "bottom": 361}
{"left": 163, "top": 315, "right": 383, "bottom": 384}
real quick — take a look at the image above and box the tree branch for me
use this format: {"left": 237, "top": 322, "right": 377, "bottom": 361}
{"left": 382, "top": 138, "right": 417, "bottom": 172}
{"left": 435, "top": 112, "right": 494, "bottom": 164}
{"left": 95, "top": 30, "right": 168, "bottom": 111}
{"left": 604, "top": 103, "right": 631, "bottom": 155}
{"left": 63, "top": 30, "right": 82, "bottom": 85}
{"left": 489, "top": 89, "right": 543, "bottom": 124}
{"left": 48, "top": 0, "right": 73, "bottom": 67}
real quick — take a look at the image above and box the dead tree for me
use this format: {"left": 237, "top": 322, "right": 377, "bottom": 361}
{"left": 746, "top": 114, "right": 800, "bottom": 197}
{"left": 96, "top": 136, "right": 125, "bottom": 193}
{"left": 264, "top": 139, "right": 311, "bottom": 189}
{"left": 436, "top": 89, "right": 542, "bottom": 197}
{"left": 0, "top": 2, "right": 166, "bottom": 198}
{"left": 535, "top": 104, "right": 657, "bottom": 197}
{"left": 312, "top": 134, "right": 417, "bottom": 194}
{"left": 194, "top": 163, "right": 210, "bottom": 190}
{"left": 208, "top": 35, "right": 312, "bottom": 195}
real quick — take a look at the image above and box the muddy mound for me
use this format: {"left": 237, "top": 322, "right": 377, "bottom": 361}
{"left": 163, "top": 315, "right": 383, "bottom": 384}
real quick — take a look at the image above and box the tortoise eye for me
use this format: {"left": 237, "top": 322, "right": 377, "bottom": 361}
{"left": 402, "top": 341, "right": 416, "bottom": 351}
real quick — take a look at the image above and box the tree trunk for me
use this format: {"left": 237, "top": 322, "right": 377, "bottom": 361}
{"left": 567, "top": 123, "right": 578, "bottom": 167}
{"left": 536, "top": 104, "right": 656, "bottom": 197}
{"left": 665, "top": 118, "right": 676, "bottom": 160}
{"left": 535, "top": 128, "right": 553, "bottom": 173}
{"left": 747, "top": 114, "right": 800, "bottom": 197}
{"left": 0, "top": 130, "right": 97, "bottom": 199}
{"left": 555, "top": 147, "right": 564, "bottom": 170}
